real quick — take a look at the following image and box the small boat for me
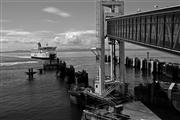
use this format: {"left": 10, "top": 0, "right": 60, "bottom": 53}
{"left": 31, "top": 42, "right": 57, "bottom": 59}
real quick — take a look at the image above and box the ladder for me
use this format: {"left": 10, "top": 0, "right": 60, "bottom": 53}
{"left": 102, "top": 83, "right": 117, "bottom": 97}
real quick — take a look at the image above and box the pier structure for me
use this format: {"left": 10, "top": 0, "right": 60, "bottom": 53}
{"left": 94, "top": 0, "right": 180, "bottom": 103}
{"left": 106, "top": 4, "right": 180, "bottom": 97}
{"left": 81, "top": 1, "right": 180, "bottom": 119}
{"left": 106, "top": 5, "right": 180, "bottom": 55}
{"left": 105, "top": 3, "right": 180, "bottom": 115}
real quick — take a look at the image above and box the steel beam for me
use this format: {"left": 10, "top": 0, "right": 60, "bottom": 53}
{"left": 107, "top": 35, "right": 180, "bottom": 56}
{"left": 107, "top": 6, "right": 180, "bottom": 56}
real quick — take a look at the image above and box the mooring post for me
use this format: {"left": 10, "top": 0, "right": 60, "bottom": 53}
{"left": 39, "top": 68, "right": 43, "bottom": 74}
{"left": 25, "top": 67, "right": 37, "bottom": 80}
{"left": 28, "top": 68, "right": 31, "bottom": 79}
{"left": 31, "top": 68, "right": 33, "bottom": 79}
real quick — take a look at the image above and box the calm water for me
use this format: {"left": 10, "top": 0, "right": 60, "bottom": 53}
{"left": 0, "top": 49, "right": 180, "bottom": 120}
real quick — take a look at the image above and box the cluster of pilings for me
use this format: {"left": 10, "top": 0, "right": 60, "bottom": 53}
{"left": 75, "top": 70, "right": 89, "bottom": 87}
{"left": 105, "top": 55, "right": 118, "bottom": 64}
{"left": 158, "top": 63, "right": 180, "bottom": 81}
{"left": 55, "top": 62, "right": 89, "bottom": 88}
{"left": 25, "top": 57, "right": 89, "bottom": 87}
{"left": 129, "top": 56, "right": 180, "bottom": 111}
{"left": 126, "top": 57, "right": 154, "bottom": 72}
{"left": 65, "top": 65, "right": 75, "bottom": 84}
{"left": 43, "top": 58, "right": 66, "bottom": 71}
{"left": 125, "top": 57, "right": 180, "bottom": 81}
{"left": 56, "top": 61, "right": 67, "bottom": 79}
{"left": 26, "top": 58, "right": 68, "bottom": 80}
{"left": 66, "top": 68, "right": 89, "bottom": 87}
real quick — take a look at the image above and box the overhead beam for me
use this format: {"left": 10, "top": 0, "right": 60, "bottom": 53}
{"left": 102, "top": 1, "right": 123, "bottom": 7}
{"left": 107, "top": 35, "right": 180, "bottom": 56}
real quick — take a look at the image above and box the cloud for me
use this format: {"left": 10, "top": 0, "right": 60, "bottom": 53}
{"left": 0, "top": 30, "right": 14, "bottom": 33}
{"left": 57, "top": 30, "right": 96, "bottom": 37}
{"left": 0, "top": 29, "right": 31, "bottom": 35}
{"left": 1, "top": 29, "right": 98, "bottom": 51}
{"left": 43, "top": 19, "right": 59, "bottom": 23}
{"left": 54, "top": 30, "right": 98, "bottom": 49}
{"left": 0, "top": 19, "right": 11, "bottom": 23}
{"left": 7, "top": 31, "right": 31, "bottom": 35}
{"left": 0, "top": 37, "right": 9, "bottom": 43}
{"left": 0, "top": 36, "right": 37, "bottom": 44}
{"left": 43, "top": 7, "right": 71, "bottom": 17}
{"left": 1, "top": 30, "right": 37, "bottom": 44}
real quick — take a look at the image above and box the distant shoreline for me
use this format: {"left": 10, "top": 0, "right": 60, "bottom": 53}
{"left": 0, "top": 48, "right": 150, "bottom": 53}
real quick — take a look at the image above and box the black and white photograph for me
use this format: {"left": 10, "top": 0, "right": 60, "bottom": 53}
{"left": 0, "top": 0, "right": 180, "bottom": 120}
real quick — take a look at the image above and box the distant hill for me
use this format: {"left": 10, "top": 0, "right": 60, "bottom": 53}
{"left": 57, "top": 48, "right": 91, "bottom": 52}
{"left": 0, "top": 50, "right": 30, "bottom": 53}
{"left": 0, "top": 47, "right": 150, "bottom": 53}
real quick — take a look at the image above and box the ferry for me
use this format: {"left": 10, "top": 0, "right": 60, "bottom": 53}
{"left": 31, "top": 42, "right": 57, "bottom": 59}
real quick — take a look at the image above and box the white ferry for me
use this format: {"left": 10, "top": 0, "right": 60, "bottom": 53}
{"left": 31, "top": 42, "right": 57, "bottom": 59}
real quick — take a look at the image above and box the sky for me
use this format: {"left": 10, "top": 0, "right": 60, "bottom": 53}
{"left": 0, "top": 0, "right": 180, "bottom": 51}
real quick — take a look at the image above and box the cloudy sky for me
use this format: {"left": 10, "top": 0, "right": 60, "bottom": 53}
{"left": 0, "top": 0, "right": 180, "bottom": 51}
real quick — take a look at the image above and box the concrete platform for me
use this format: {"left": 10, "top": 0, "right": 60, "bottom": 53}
{"left": 122, "top": 101, "right": 161, "bottom": 120}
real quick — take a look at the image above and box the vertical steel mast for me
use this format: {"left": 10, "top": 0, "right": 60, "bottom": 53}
{"left": 98, "top": 0, "right": 105, "bottom": 95}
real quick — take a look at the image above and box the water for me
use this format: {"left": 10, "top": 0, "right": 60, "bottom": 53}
{"left": 0, "top": 49, "right": 180, "bottom": 120}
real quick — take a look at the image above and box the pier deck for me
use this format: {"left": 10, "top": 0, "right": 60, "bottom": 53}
{"left": 122, "top": 101, "right": 161, "bottom": 120}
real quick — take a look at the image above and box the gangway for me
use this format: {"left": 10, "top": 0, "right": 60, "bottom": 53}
{"left": 107, "top": 5, "right": 180, "bottom": 55}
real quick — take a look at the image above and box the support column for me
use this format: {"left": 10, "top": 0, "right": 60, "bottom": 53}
{"left": 110, "top": 39, "right": 114, "bottom": 81}
{"left": 99, "top": 1, "right": 105, "bottom": 95}
{"left": 119, "top": 40, "right": 125, "bottom": 94}
{"left": 113, "top": 40, "right": 116, "bottom": 81}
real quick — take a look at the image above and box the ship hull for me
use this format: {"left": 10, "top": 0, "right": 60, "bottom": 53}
{"left": 31, "top": 56, "right": 52, "bottom": 60}
{"left": 31, "top": 52, "right": 56, "bottom": 60}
